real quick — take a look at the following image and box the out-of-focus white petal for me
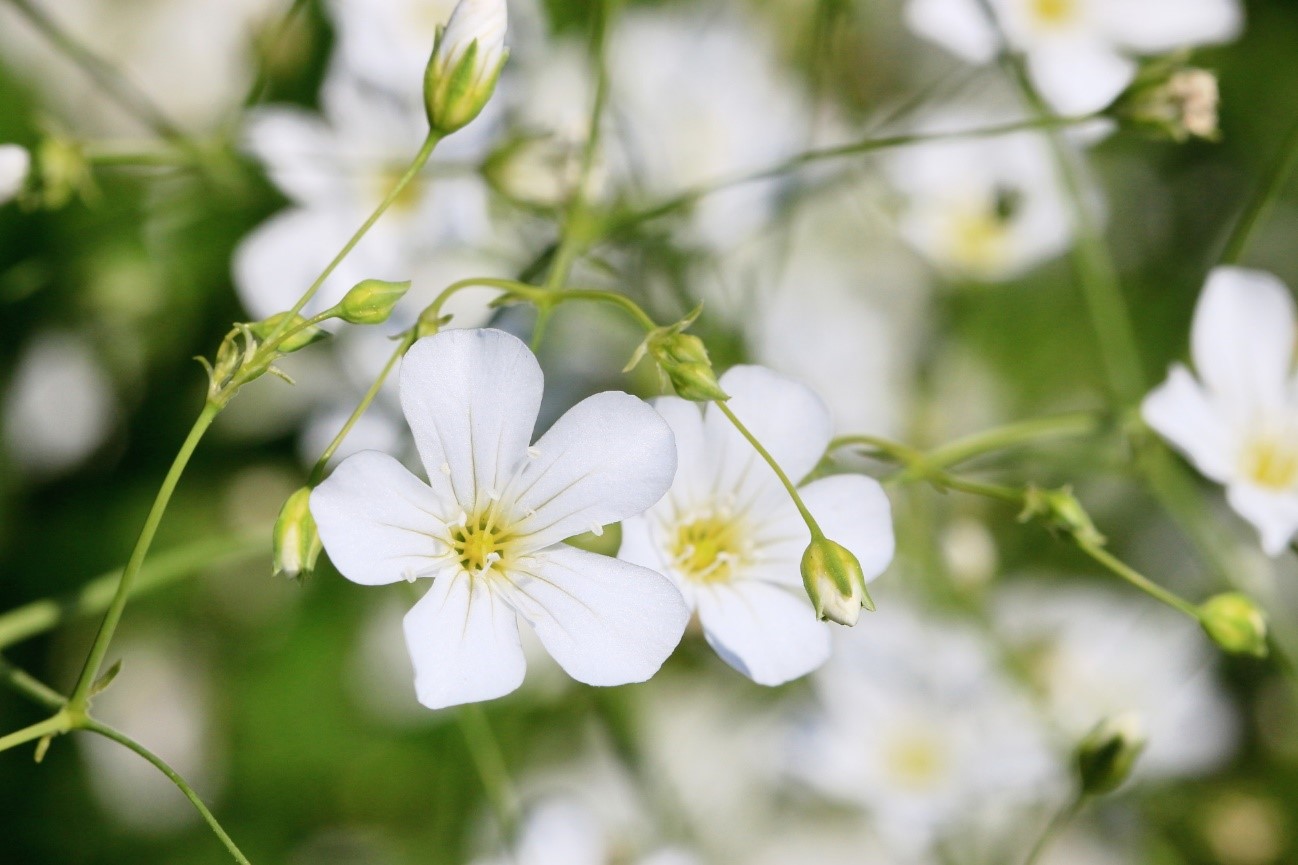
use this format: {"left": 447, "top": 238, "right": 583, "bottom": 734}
{"left": 1191, "top": 267, "right": 1296, "bottom": 410}
{"left": 502, "top": 545, "right": 688, "bottom": 686}
{"left": 311, "top": 451, "right": 448, "bottom": 585}
{"left": 1142, "top": 364, "right": 1236, "bottom": 484}
{"left": 799, "top": 474, "right": 895, "bottom": 582}
{"left": 651, "top": 397, "right": 712, "bottom": 509}
{"left": 403, "top": 572, "right": 526, "bottom": 709}
{"left": 242, "top": 107, "right": 342, "bottom": 208}
{"left": 904, "top": 0, "right": 999, "bottom": 63}
{"left": 508, "top": 392, "right": 677, "bottom": 550}
{"left": 1102, "top": 0, "right": 1242, "bottom": 53}
{"left": 1026, "top": 39, "right": 1136, "bottom": 115}
{"left": 695, "top": 581, "right": 830, "bottom": 685}
{"left": 399, "top": 329, "right": 543, "bottom": 514}
{"left": 1226, "top": 484, "right": 1298, "bottom": 556}
{"left": 704, "top": 365, "right": 833, "bottom": 511}
{"left": 0, "top": 143, "right": 29, "bottom": 203}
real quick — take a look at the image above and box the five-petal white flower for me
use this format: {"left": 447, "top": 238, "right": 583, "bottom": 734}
{"left": 618, "top": 366, "right": 894, "bottom": 686}
{"left": 1143, "top": 266, "right": 1298, "bottom": 555}
{"left": 905, "top": 0, "right": 1242, "bottom": 115}
{"left": 311, "top": 328, "right": 690, "bottom": 709}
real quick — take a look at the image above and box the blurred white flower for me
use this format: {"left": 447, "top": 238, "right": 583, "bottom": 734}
{"left": 1143, "top": 266, "right": 1298, "bottom": 554}
{"left": 791, "top": 601, "right": 1061, "bottom": 858}
{"left": 619, "top": 366, "right": 894, "bottom": 685}
{"left": 311, "top": 329, "right": 688, "bottom": 709}
{"left": 885, "top": 110, "right": 1075, "bottom": 281}
{"left": 607, "top": 8, "right": 811, "bottom": 248}
{"left": 327, "top": 0, "right": 459, "bottom": 103}
{"left": 904, "top": 0, "right": 1243, "bottom": 115}
{"left": 0, "top": 144, "right": 29, "bottom": 204}
{"left": 3, "top": 331, "right": 117, "bottom": 476}
{"left": 472, "top": 798, "right": 700, "bottom": 865}
{"left": 995, "top": 581, "right": 1238, "bottom": 779}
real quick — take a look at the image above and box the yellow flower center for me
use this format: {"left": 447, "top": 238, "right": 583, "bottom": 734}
{"left": 671, "top": 515, "right": 746, "bottom": 584}
{"left": 884, "top": 731, "right": 949, "bottom": 792}
{"left": 1028, "top": 0, "right": 1077, "bottom": 27}
{"left": 1242, "top": 435, "right": 1298, "bottom": 491}
{"left": 947, "top": 187, "right": 1019, "bottom": 275}
{"left": 450, "top": 512, "right": 515, "bottom": 574}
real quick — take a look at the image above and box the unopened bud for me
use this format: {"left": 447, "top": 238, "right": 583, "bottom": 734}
{"left": 273, "top": 487, "right": 322, "bottom": 582}
{"left": 800, "top": 537, "right": 874, "bottom": 626}
{"left": 1199, "top": 592, "right": 1268, "bottom": 658}
{"left": 337, "top": 279, "right": 411, "bottom": 325}
{"left": 1076, "top": 712, "right": 1146, "bottom": 796}
{"left": 250, "top": 312, "right": 328, "bottom": 353}
{"left": 0, "top": 144, "right": 31, "bottom": 205}
{"left": 1115, "top": 64, "right": 1220, "bottom": 142}
{"left": 424, "top": 0, "right": 509, "bottom": 136}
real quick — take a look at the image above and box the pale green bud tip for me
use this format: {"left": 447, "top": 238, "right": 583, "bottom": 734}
{"left": 338, "top": 279, "right": 411, "bottom": 325}
{"left": 1076, "top": 712, "right": 1146, "bottom": 796}
{"left": 1198, "top": 592, "right": 1268, "bottom": 658}
{"left": 424, "top": 0, "right": 509, "bottom": 135}
{"left": 650, "top": 333, "right": 728, "bottom": 402}
{"left": 800, "top": 538, "right": 872, "bottom": 627}
{"left": 273, "top": 487, "right": 322, "bottom": 582}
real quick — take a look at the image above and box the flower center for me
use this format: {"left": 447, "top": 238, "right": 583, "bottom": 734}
{"left": 671, "top": 515, "right": 747, "bottom": 584}
{"left": 1028, "top": 0, "right": 1077, "bottom": 27}
{"left": 1242, "top": 434, "right": 1298, "bottom": 491}
{"left": 449, "top": 511, "right": 515, "bottom": 575}
{"left": 884, "top": 730, "right": 949, "bottom": 792}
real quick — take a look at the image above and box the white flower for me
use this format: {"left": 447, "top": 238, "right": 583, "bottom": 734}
{"left": 0, "top": 144, "right": 30, "bottom": 204}
{"left": 885, "top": 109, "right": 1075, "bottom": 282}
{"left": 905, "top": 0, "right": 1243, "bottom": 115}
{"left": 424, "top": 0, "right": 509, "bottom": 134}
{"left": 310, "top": 328, "right": 689, "bottom": 709}
{"left": 1143, "top": 266, "right": 1298, "bottom": 554}
{"left": 618, "top": 366, "right": 894, "bottom": 686}
{"left": 436, "top": 0, "right": 507, "bottom": 79}
{"left": 327, "top": 0, "right": 460, "bottom": 102}
{"left": 995, "top": 582, "right": 1238, "bottom": 779}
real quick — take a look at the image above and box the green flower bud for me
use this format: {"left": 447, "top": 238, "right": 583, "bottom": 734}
{"left": 337, "top": 279, "right": 411, "bottom": 325}
{"left": 800, "top": 537, "right": 874, "bottom": 626}
{"left": 424, "top": 0, "right": 509, "bottom": 136}
{"left": 1199, "top": 592, "right": 1268, "bottom": 658}
{"left": 273, "top": 487, "right": 322, "bottom": 582}
{"left": 650, "top": 332, "right": 729, "bottom": 402}
{"left": 250, "top": 312, "right": 328, "bottom": 353}
{"left": 1076, "top": 712, "right": 1146, "bottom": 796}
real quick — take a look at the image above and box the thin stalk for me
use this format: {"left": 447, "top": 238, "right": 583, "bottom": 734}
{"left": 66, "top": 400, "right": 221, "bottom": 710}
{"left": 456, "top": 705, "right": 521, "bottom": 839}
{"left": 716, "top": 401, "right": 823, "bottom": 538}
{"left": 83, "top": 719, "right": 253, "bottom": 865}
{"left": 0, "top": 710, "right": 72, "bottom": 754}
{"left": 1077, "top": 541, "right": 1201, "bottom": 619}
{"left": 0, "top": 658, "right": 64, "bottom": 711}
{"left": 1219, "top": 113, "right": 1298, "bottom": 265}
{"left": 0, "top": 532, "right": 263, "bottom": 650}
{"left": 922, "top": 412, "right": 1105, "bottom": 469}
{"left": 240, "top": 0, "right": 312, "bottom": 109}
{"left": 1023, "top": 795, "right": 1085, "bottom": 865}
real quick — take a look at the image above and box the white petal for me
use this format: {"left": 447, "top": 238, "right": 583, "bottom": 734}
{"left": 695, "top": 581, "right": 831, "bottom": 686}
{"left": 1142, "top": 364, "right": 1235, "bottom": 484}
{"left": 1191, "top": 267, "right": 1296, "bottom": 411}
{"left": 1102, "top": 0, "right": 1242, "bottom": 53}
{"left": 242, "top": 106, "right": 341, "bottom": 208}
{"left": 617, "top": 517, "right": 699, "bottom": 608}
{"left": 651, "top": 396, "right": 712, "bottom": 508}
{"left": 1226, "top": 484, "right": 1298, "bottom": 556}
{"left": 403, "top": 573, "right": 526, "bottom": 709}
{"left": 310, "top": 451, "right": 449, "bottom": 585}
{"left": 501, "top": 546, "right": 689, "bottom": 686}
{"left": 799, "top": 475, "right": 895, "bottom": 582}
{"left": 1026, "top": 40, "right": 1136, "bottom": 115}
{"left": 506, "top": 392, "right": 677, "bottom": 550}
{"left": 0, "top": 144, "right": 30, "bottom": 204}
{"left": 904, "top": 0, "right": 998, "bottom": 63}
{"left": 703, "top": 366, "right": 832, "bottom": 517}
{"left": 400, "top": 329, "right": 543, "bottom": 514}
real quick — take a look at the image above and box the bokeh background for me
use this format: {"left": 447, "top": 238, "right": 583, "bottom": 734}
{"left": 3, "top": 0, "right": 1298, "bottom": 863}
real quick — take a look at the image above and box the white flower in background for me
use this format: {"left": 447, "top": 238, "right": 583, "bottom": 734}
{"left": 995, "top": 582, "right": 1238, "bottom": 779}
{"left": 327, "top": 0, "right": 459, "bottom": 103}
{"left": 3, "top": 331, "right": 117, "bottom": 476}
{"left": 905, "top": 0, "right": 1243, "bottom": 115}
{"left": 885, "top": 110, "right": 1075, "bottom": 282}
{"left": 619, "top": 366, "right": 894, "bottom": 686}
{"left": 311, "top": 329, "right": 688, "bottom": 709}
{"left": 472, "top": 798, "right": 701, "bottom": 865}
{"left": 790, "top": 601, "right": 1061, "bottom": 858}
{"left": 608, "top": 8, "right": 811, "bottom": 248}
{"left": 0, "top": 144, "right": 30, "bottom": 204}
{"left": 1143, "top": 267, "right": 1298, "bottom": 554}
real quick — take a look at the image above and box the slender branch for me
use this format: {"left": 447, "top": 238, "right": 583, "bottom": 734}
{"left": 456, "top": 705, "right": 521, "bottom": 839}
{"left": 1219, "top": 113, "right": 1298, "bottom": 265}
{"left": 82, "top": 719, "right": 253, "bottom": 865}
{"left": 0, "top": 533, "right": 264, "bottom": 650}
{"left": 0, "top": 711, "right": 72, "bottom": 754}
{"left": 921, "top": 412, "right": 1106, "bottom": 470}
{"left": 1023, "top": 795, "right": 1085, "bottom": 865}
{"left": 0, "top": 657, "right": 64, "bottom": 711}
{"left": 239, "top": 0, "right": 312, "bottom": 110}
{"left": 66, "top": 401, "right": 222, "bottom": 710}
{"left": 717, "top": 401, "right": 823, "bottom": 538}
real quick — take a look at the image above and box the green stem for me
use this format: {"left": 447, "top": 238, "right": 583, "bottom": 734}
{"left": 1077, "top": 541, "right": 1200, "bottom": 619}
{"left": 428, "top": 278, "right": 659, "bottom": 334}
{"left": 456, "top": 705, "right": 521, "bottom": 839}
{"left": 1023, "top": 795, "right": 1085, "bottom": 865}
{"left": 82, "top": 719, "right": 253, "bottom": 865}
{"left": 0, "top": 532, "right": 264, "bottom": 650}
{"left": 1219, "top": 113, "right": 1298, "bottom": 265}
{"left": 239, "top": 0, "right": 312, "bottom": 110}
{"left": 921, "top": 412, "right": 1105, "bottom": 470}
{"left": 716, "top": 401, "right": 823, "bottom": 538}
{"left": 66, "top": 400, "right": 221, "bottom": 711}
{"left": 308, "top": 332, "right": 415, "bottom": 486}
{"left": 0, "top": 710, "right": 72, "bottom": 754}
{"left": 0, "top": 657, "right": 64, "bottom": 711}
